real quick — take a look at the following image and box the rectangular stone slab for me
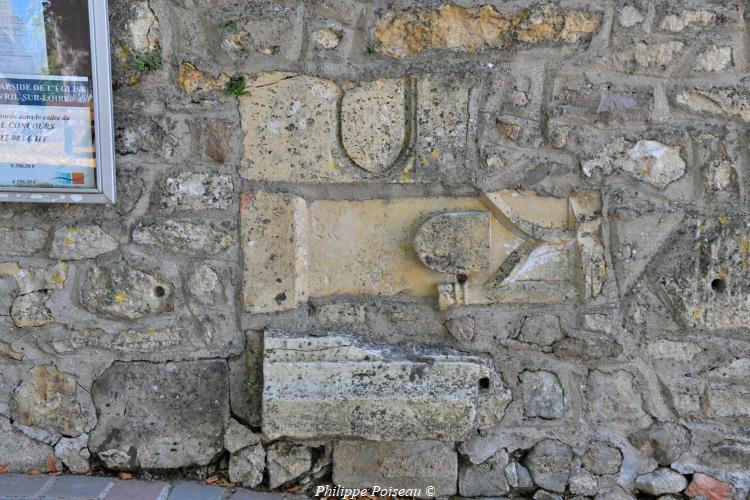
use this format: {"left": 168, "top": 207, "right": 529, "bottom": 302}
{"left": 262, "top": 331, "right": 497, "bottom": 441}
{"left": 333, "top": 441, "right": 458, "bottom": 497}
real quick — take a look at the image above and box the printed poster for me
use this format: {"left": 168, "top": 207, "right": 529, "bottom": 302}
{"left": 0, "top": 0, "right": 96, "bottom": 189}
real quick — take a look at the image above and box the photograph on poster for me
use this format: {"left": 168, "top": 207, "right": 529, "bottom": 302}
{"left": 0, "top": 0, "right": 114, "bottom": 203}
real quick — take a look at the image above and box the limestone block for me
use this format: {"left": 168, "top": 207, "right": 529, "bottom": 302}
{"left": 10, "top": 262, "right": 67, "bottom": 295}
{"left": 240, "top": 192, "right": 308, "bottom": 314}
{"left": 657, "top": 218, "right": 750, "bottom": 330}
{"left": 586, "top": 370, "right": 648, "bottom": 424}
{"left": 0, "top": 227, "right": 47, "bottom": 256}
{"left": 374, "top": 5, "right": 600, "bottom": 58}
{"left": 133, "top": 219, "right": 235, "bottom": 256}
{"left": 267, "top": 442, "right": 313, "bottom": 489}
{"left": 50, "top": 226, "right": 118, "bottom": 260}
{"left": 262, "top": 331, "right": 511, "bottom": 441}
{"left": 161, "top": 173, "right": 233, "bottom": 211}
{"left": 629, "top": 422, "right": 691, "bottom": 466}
{"left": 520, "top": 370, "right": 565, "bottom": 419}
{"left": 582, "top": 442, "right": 622, "bottom": 475}
{"left": 342, "top": 79, "right": 407, "bottom": 173}
{"left": 240, "top": 74, "right": 341, "bottom": 182}
{"left": 634, "top": 468, "right": 688, "bottom": 495}
{"left": 242, "top": 190, "right": 605, "bottom": 312}
{"left": 676, "top": 87, "right": 750, "bottom": 122}
{"left": 55, "top": 434, "right": 91, "bottom": 474}
{"left": 224, "top": 419, "right": 260, "bottom": 454}
{"left": 229, "top": 445, "right": 265, "bottom": 488}
{"left": 524, "top": 439, "right": 573, "bottom": 494}
{"left": 80, "top": 262, "right": 174, "bottom": 320}
{"left": 333, "top": 441, "right": 457, "bottom": 497}
{"left": 90, "top": 360, "right": 229, "bottom": 470}
{"left": 12, "top": 366, "right": 88, "bottom": 437}
{"left": 459, "top": 450, "right": 510, "bottom": 497}
{"left": 413, "top": 211, "right": 491, "bottom": 274}
{"left": 0, "top": 416, "right": 58, "bottom": 473}
{"left": 415, "top": 76, "right": 470, "bottom": 179}
{"left": 10, "top": 292, "right": 54, "bottom": 328}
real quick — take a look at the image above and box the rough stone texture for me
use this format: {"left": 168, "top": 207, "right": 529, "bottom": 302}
{"left": 374, "top": 5, "right": 600, "bottom": 58}
{"left": 629, "top": 422, "right": 691, "bottom": 466}
{"left": 240, "top": 192, "right": 308, "bottom": 314}
{"left": 334, "top": 441, "right": 457, "bottom": 497}
{"left": 229, "top": 444, "right": 265, "bottom": 488}
{"left": 90, "top": 360, "right": 229, "bottom": 470}
{"left": 50, "top": 226, "right": 118, "bottom": 261}
{"left": 519, "top": 370, "right": 565, "bottom": 419}
{"left": 0, "top": 416, "right": 58, "bottom": 473}
{"left": 634, "top": 468, "right": 688, "bottom": 495}
{"left": 685, "top": 473, "right": 734, "bottom": 500}
{"left": 262, "top": 331, "right": 510, "bottom": 441}
{"left": 1, "top": 0, "right": 749, "bottom": 497}
{"left": 12, "top": 366, "right": 87, "bottom": 437}
{"left": 0, "top": 227, "right": 46, "bottom": 256}
{"left": 582, "top": 441, "right": 623, "bottom": 475}
{"left": 55, "top": 434, "right": 91, "bottom": 474}
{"left": 459, "top": 450, "right": 509, "bottom": 497}
{"left": 80, "top": 262, "right": 174, "bottom": 320}
{"left": 523, "top": 439, "right": 573, "bottom": 493}
{"left": 267, "top": 442, "right": 313, "bottom": 489}
{"left": 161, "top": 173, "right": 233, "bottom": 211}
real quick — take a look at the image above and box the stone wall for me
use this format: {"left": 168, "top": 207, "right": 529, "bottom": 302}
{"left": 1, "top": 0, "right": 749, "bottom": 498}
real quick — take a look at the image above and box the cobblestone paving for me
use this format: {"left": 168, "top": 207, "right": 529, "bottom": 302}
{"left": 0, "top": 474, "right": 306, "bottom": 500}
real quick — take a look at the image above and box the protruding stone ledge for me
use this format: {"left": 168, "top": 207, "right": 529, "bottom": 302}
{"left": 262, "top": 331, "right": 511, "bottom": 441}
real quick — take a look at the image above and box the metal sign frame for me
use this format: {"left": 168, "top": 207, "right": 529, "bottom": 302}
{"left": 0, "top": 1, "right": 115, "bottom": 204}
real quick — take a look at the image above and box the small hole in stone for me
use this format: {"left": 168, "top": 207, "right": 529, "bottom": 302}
{"left": 457, "top": 274, "right": 468, "bottom": 284}
{"left": 479, "top": 377, "right": 490, "bottom": 391}
{"left": 711, "top": 278, "right": 727, "bottom": 293}
{"left": 154, "top": 286, "right": 166, "bottom": 298}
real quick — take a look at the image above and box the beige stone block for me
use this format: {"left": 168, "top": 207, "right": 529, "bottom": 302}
{"left": 333, "top": 441, "right": 457, "bottom": 497}
{"left": 415, "top": 76, "right": 470, "bottom": 178}
{"left": 240, "top": 192, "right": 308, "bottom": 313}
{"left": 341, "top": 78, "right": 407, "bottom": 173}
{"left": 242, "top": 190, "right": 605, "bottom": 312}
{"left": 240, "top": 74, "right": 341, "bottom": 182}
{"left": 262, "top": 331, "right": 510, "bottom": 441}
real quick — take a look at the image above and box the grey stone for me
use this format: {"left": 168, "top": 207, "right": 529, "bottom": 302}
{"left": 50, "top": 226, "right": 118, "bottom": 260}
{"left": 695, "top": 45, "right": 733, "bottom": 72}
{"left": 629, "top": 422, "right": 691, "bottom": 466}
{"left": 225, "top": 418, "right": 260, "bottom": 453}
{"left": 80, "top": 262, "right": 173, "bottom": 320}
{"left": 523, "top": 439, "right": 573, "bottom": 493}
{"left": 311, "top": 28, "right": 342, "bottom": 49}
{"left": 586, "top": 370, "right": 647, "bottom": 424}
{"left": 568, "top": 467, "right": 598, "bottom": 496}
{"left": 229, "top": 444, "right": 265, "bottom": 488}
{"left": 161, "top": 173, "right": 233, "bottom": 211}
{"left": 187, "top": 265, "right": 221, "bottom": 303}
{"left": 333, "top": 441, "right": 457, "bottom": 497}
{"left": 582, "top": 442, "right": 622, "bottom": 475}
{"left": 553, "top": 333, "right": 623, "bottom": 359}
{"left": 533, "top": 490, "right": 563, "bottom": 500}
{"left": 0, "top": 227, "right": 46, "bottom": 256}
{"left": 133, "top": 220, "right": 235, "bottom": 255}
{"left": 518, "top": 315, "right": 565, "bottom": 346}
{"left": 10, "top": 291, "right": 54, "bottom": 328}
{"left": 595, "top": 486, "right": 636, "bottom": 499}
{"left": 459, "top": 450, "right": 510, "bottom": 497}
{"left": 413, "top": 211, "right": 491, "bottom": 274}
{"left": 262, "top": 330, "right": 511, "bottom": 441}
{"left": 55, "top": 434, "right": 91, "bottom": 474}
{"left": 676, "top": 87, "right": 750, "bottom": 122}
{"left": 520, "top": 370, "right": 565, "bottom": 419}
{"left": 90, "top": 360, "right": 229, "bottom": 469}
{"left": 229, "top": 331, "right": 263, "bottom": 427}
{"left": 505, "top": 461, "right": 534, "bottom": 491}
{"left": 445, "top": 316, "right": 476, "bottom": 341}
{"left": 12, "top": 366, "right": 87, "bottom": 437}
{"left": 12, "top": 262, "right": 67, "bottom": 295}
{"left": 267, "top": 442, "right": 313, "bottom": 489}
{"left": 634, "top": 468, "right": 688, "bottom": 495}
{"left": 204, "top": 119, "right": 231, "bottom": 163}
{"left": 0, "top": 416, "right": 58, "bottom": 472}
{"left": 12, "top": 420, "right": 60, "bottom": 445}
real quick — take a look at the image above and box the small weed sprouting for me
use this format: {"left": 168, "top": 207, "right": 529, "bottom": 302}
{"left": 132, "top": 50, "right": 162, "bottom": 73}
{"left": 220, "top": 20, "right": 239, "bottom": 33}
{"left": 225, "top": 76, "right": 249, "bottom": 96}
{"left": 364, "top": 46, "right": 379, "bottom": 56}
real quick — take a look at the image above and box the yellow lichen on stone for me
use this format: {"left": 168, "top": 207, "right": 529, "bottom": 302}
{"left": 374, "top": 4, "right": 599, "bottom": 58}
{"left": 177, "top": 62, "right": 230, "bottom": 96}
